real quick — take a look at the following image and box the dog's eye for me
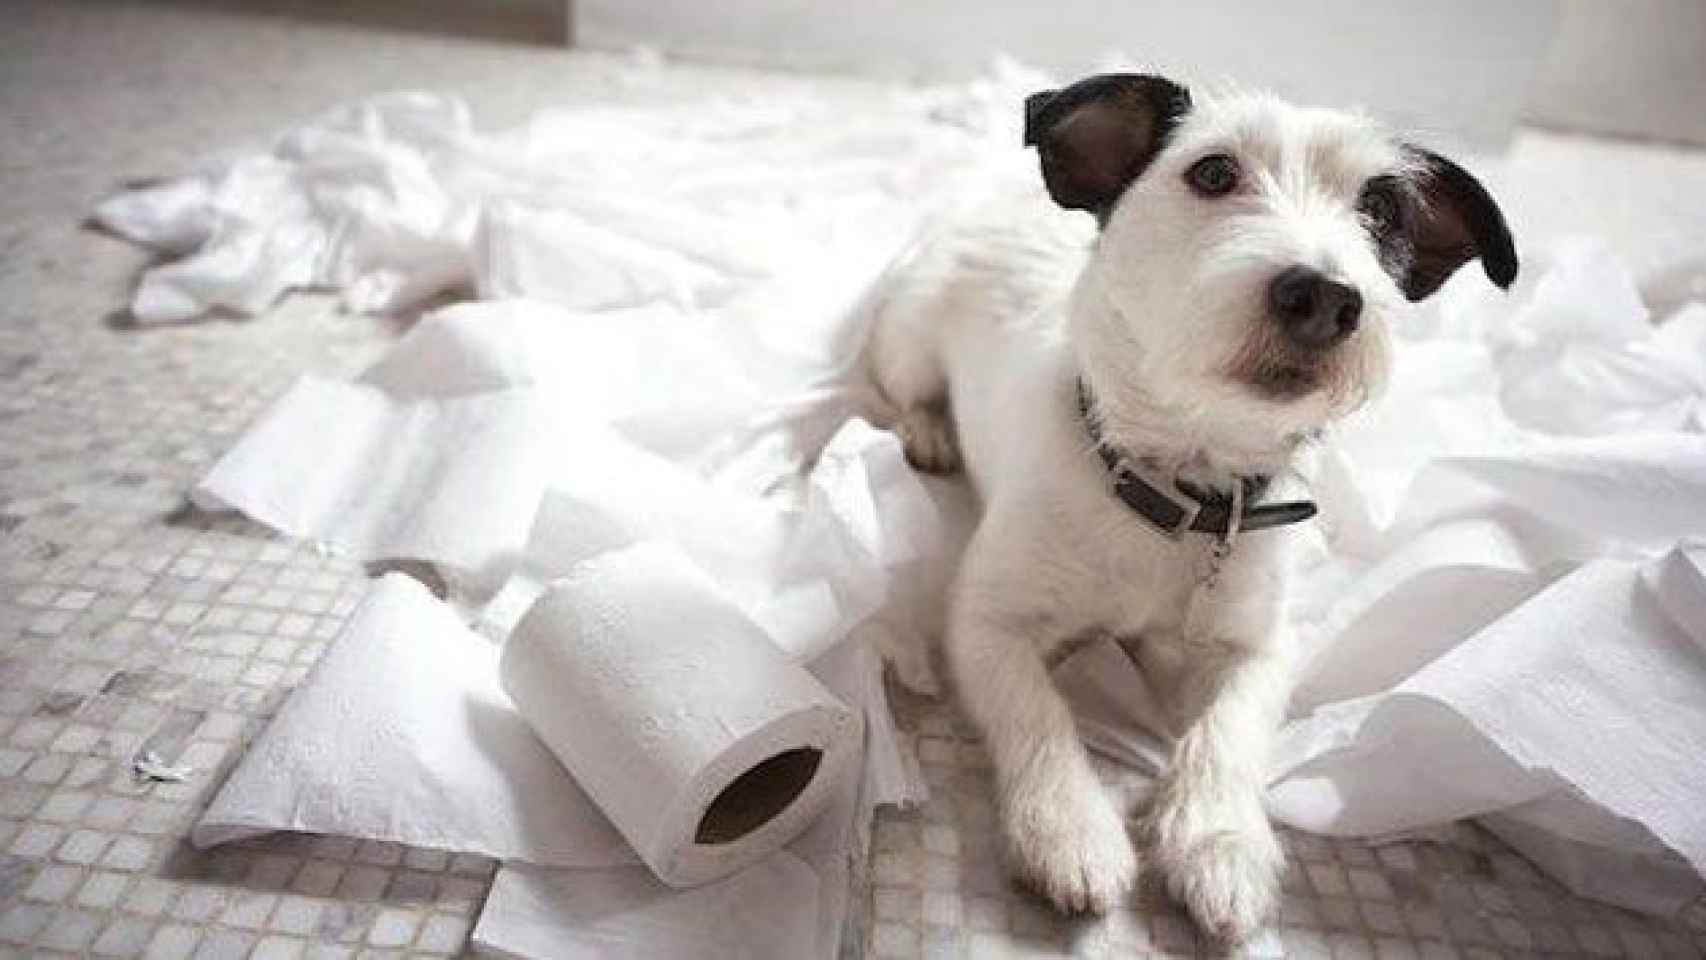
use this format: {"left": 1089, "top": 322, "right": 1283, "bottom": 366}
{"left": 1358, "top": 180, "right": 1403, "bottom": 233}
{"left": 1186, "top": 154, "right": 1239, "bottom": 197}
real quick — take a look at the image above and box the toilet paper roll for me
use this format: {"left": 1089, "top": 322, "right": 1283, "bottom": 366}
{"left": 500, "top": 540, "right": 859, "bottom": 888}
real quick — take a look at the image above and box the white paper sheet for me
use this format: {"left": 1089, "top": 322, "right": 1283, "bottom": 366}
{"left": 471, "top": 857, "right": 823, "bottom": 960}
{"left": 192, "top": 378, "right": 556, "bottom": 600}
{"left": 1275, "top": 554, "right": 1706, "bottom": 914}
{"left": 356, "top": 300, "right": 763, "bottom": 458}
{"left": 193, "top": 573, "right": 639, "bottom": 866}
{"left": 192, "top": 302, "right": 940, "bottom": 614}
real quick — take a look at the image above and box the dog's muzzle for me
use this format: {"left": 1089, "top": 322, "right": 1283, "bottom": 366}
{"left": 1269, "top": 266, "right": 1362, "bottom": 349}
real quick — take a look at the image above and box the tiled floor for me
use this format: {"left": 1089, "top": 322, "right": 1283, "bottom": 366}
{"left": 3, "top": 2, "right": 1705, "bottom": 957}
{"left": 870, "top": 689, "right": 1706, "bottom": 959}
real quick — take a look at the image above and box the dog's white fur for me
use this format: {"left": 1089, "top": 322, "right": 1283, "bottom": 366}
{"left": 870, "top": 92, "right": 1423, "bottom": 941}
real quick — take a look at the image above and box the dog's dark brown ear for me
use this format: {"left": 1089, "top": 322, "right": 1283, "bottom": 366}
{"left": 1399, "top": 146, "right": 1519, "bottom": 300}
{"left": 1023, "top": 74, "right": 1192, "bottom": 222}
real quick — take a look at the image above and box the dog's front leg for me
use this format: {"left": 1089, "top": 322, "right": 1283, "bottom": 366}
{"left": 947, "top": 555, "right": 1137, "bottom": 913}
{"left": 1146, "top": 633, "right": 1290, "bottom": 943}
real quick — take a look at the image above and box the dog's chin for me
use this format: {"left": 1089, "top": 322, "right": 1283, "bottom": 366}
{"left": 1227, "top": 340, "right": 1370, "bottom": 425}
{"left": 1246, "top": 359, "right": 1321, "bottom": 403}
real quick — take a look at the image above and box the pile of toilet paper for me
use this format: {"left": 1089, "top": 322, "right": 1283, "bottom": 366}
{"left": 94, "top": 76, "right": 1706, "bottom": 947}
{"left": 96, "top": 83, "right": 1019, "bottom": 957}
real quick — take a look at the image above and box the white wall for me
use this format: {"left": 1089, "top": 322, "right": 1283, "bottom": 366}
{"left": 1526, "top": 0, "right": 1706, "bottom": 147}
{"left": 577, "top": 0, "right": 1560, "bottom": 145}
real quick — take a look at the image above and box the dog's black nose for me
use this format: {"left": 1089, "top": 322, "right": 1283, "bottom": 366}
{"left": 1269, "top": 266, "right": 1362, "bottom": 348}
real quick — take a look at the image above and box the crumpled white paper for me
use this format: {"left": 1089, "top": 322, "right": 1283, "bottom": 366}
{"left": 92, "top": 88, "right": 1003, "bottom": 323}
{"left": 191, "top": 294, "right": 946, "bottom": 612}
{"left": 104, "top": 77, "right": 1706, "bottom": 930}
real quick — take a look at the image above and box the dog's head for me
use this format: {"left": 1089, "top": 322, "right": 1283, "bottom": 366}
{"left": 1025, "top": 74, "right": 1516, "bottom": 445}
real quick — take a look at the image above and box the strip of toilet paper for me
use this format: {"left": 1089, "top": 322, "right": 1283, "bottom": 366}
{"left": 192, "top": 294, "right": 943, "bottom": 622}
{"left": 470, "top": 858, "right": 822, "bottom": 960}
{"left": 190, "top": 379, "right": 556, "bottom": 602}
{"left": 191, "top": 572, "right": 639, "bottom": 865}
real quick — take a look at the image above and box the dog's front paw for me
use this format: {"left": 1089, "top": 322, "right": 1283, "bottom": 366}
{"left": 895, "top": 407, "right": 960, "bottom": 475}
{"left": 1005, "top": 776, "right": 1137, "bottom": 914}
{"left": 1149, "top": 798, "right": 1282, "bottom": 944}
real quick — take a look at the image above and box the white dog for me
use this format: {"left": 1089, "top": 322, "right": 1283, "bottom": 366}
{"left": 869, "top": 73, "right": 1516, "bottom": 942}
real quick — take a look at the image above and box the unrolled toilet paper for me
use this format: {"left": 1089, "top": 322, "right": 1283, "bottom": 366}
{"left": 500, "top": 541, "right": 859, "bottom": 888}
{"left": 190, "top": 572, "right": 640, "bottom": 867}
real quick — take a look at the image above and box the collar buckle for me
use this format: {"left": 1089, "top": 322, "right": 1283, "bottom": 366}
{"left": 1109, "top": 456, "right": 1203, "bottom": 540}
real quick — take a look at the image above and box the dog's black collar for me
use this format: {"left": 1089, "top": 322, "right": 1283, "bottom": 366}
{"left": 1075, "top": 379, "right": 1318, "bottom": 539}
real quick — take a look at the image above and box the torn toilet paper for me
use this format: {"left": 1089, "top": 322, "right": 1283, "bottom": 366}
{"left": 192, "top": 573, "right": 640, "bottom": 866}
{"left": 471, "top": 858, "right": 822, "bottom": 960}
{"left": 91, "top": 87, "right": 1003, "bottom": 324}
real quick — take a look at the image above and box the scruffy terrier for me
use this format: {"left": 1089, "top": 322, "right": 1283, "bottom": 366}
{"left": 869, "top": 73, "right": 1516, "bottom": 941}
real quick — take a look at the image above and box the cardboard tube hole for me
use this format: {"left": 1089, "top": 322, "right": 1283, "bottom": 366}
{"left": 694, "top": 747, "right": 823, "bottom": 844}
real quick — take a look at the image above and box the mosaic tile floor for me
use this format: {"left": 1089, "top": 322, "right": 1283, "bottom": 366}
{"left": 3, "top": 2, "right": 1706, "bottom": 957}
{"left": 869, "top": 691, "right": 1706, "bottom": 960}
